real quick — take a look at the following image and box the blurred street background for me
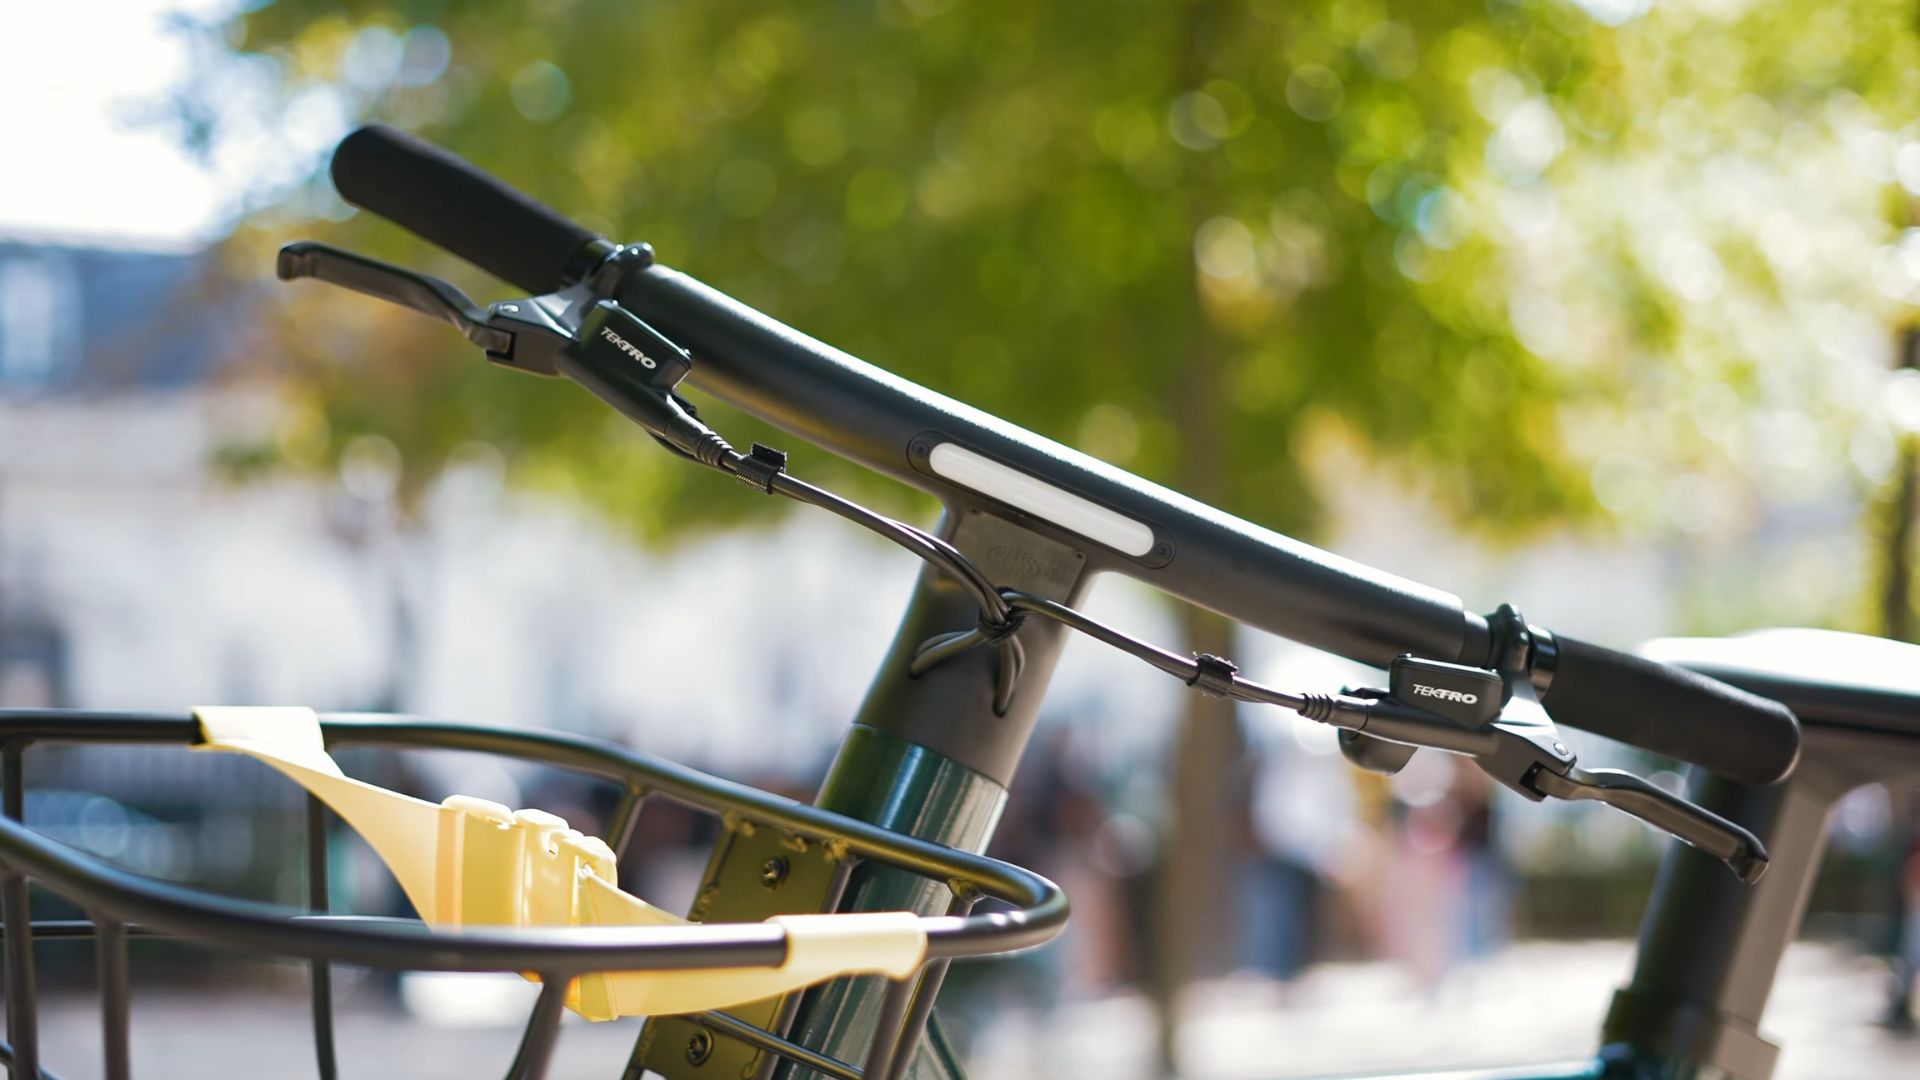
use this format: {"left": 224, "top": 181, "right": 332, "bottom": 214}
{"left": 3, "top": 0, "right": 1920, "bottom": 1076}
{"left": 12, "top": 941, "right": 1917, "bottom": 1078}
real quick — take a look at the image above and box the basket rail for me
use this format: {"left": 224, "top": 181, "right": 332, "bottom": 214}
{"left": 0, "top": 710, "right": 1068, "bottom": 1080}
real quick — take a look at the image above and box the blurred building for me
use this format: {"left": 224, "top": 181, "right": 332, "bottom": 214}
{"left": 0, "top": 233, "right": 1176, "bottom": 880}
{"left": 0, "top": 237, "right": 233, "bottom": 708}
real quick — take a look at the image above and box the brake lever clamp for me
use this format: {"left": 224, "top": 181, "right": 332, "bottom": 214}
{"left": 1339, "top": 657, "right": 1506, "bottom": 775}
{"left": 482, "top": 286, "right": 694, "bottom": 392}
{"left": 585, "top": 242, "right": 658, "bottom": 298}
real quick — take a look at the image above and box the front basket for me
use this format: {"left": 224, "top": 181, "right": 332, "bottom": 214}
{"left": 0, "top": 709, "right": 1067, "bottom": 1080}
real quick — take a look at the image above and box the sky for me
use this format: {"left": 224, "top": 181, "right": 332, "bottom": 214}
{"left": 0, "top": 0, "right": 326, "bottom": 249}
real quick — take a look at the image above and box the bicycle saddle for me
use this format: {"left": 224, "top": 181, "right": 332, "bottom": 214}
{"left": 1642, "top": 628, "right": 1920, "bottom": 738}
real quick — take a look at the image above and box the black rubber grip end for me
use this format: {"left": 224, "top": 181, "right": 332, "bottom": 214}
{"left": 330, "top": 125, "right": 602, "bottom": 295}
{"left": 1542, "top": 636, "right": 1801, "bottom": 786}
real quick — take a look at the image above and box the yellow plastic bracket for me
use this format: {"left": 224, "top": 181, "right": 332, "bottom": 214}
{"left": 193, "top": 706, "right": 927, "bottom": 1021}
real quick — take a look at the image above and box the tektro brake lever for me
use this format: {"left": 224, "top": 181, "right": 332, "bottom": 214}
{"left": 277, "top": 241, "right": 685, "bottom": 379}
{"left": 1528, "top": 765, "right": 1768, "bottom": 883}
{"left": 277, "top": 242, "right": 510, "bottom": 355}
{"left": 1338, "top": 652, "right": 1769, "bottom": 884}
{"left": 276, "top": 242, "right": 723, "bottom": 462}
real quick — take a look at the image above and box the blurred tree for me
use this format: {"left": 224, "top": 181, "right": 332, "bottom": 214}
{"left": 197, "top": 0, "right": 1920, "bottom": 594}
{"left": 1882, "top": 327, "right": 1919, "bottom": 641}
{"left": 186, "top": 0, "right": 1920, "bottom": 1067}
{"left": 207, "top": 0, "right": 1620, "bottom": 533}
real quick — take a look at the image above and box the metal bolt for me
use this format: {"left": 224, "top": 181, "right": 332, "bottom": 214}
{"left": 1151, "top": 543, "right": 1173, "bottom": 560}
{"left": 685, "top": 1030, "right": 713, "bottom": 1065}
{"left": 909, "top": 440, "right": 931, "bottom": 458}
{"left": 499, "top": 304, "right": 519, "bottom": 313}
{"left": 1553, "top": 742, "right": 1568, "bottom": 756}
{"left": 759, "top": 857, "right": 789, "bottom": 888}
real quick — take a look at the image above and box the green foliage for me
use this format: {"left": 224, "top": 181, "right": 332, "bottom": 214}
{"left": 201, "top": 0, "right": 1920, "bottom": 548}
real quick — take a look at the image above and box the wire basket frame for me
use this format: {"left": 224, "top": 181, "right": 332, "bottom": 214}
{"left": 0, "top": 710, "right": 1068, "bottom": 1080}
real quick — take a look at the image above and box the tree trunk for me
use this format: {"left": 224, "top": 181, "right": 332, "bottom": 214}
{"left": 1149, "top": 193, "right": 1247, "bottom": 1070}
{"left": 1150, "top": 603, "right": 1244, "bottom": 1075}
{"left": 1880, "top": 326, "right": 1919, "bottom": 643}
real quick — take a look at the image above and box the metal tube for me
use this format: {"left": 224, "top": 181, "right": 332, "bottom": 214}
{"left": 2, "top": 745, "right": 19, "bottom": 821}
{"left": 857, "top": 975, "right": 918, "bottom": 1080}
{"left": 606, "top": 784, "right": 647, "bottom": 859}
{"left": 3, "top": 872, "right": 39, "bottom": 1080}
{"left": 317, "top": 715, "right": 1059, "bottom": 918}
{"left": 306, "top": 794, "right": 337, "bottom": 1080}
{"left": 0, "top": 1038, "right": 64, "bottom": 1080}
{"left": 3, "top": 743, "right": 39, "bottom": 1080}
{"left": 0, "top": 779, "right": 1057, "bottom": 975}
{"left": 0, "top": 820, "right": 800, "bottom": 974}
{"left": 881, "top": 894, "right": 976, "bottom": 1080}
{"left": 0, "top": 921, "right": 156, "bottom": 940}
{"left": 505, "top": 978, "right": 570, "bottom": 1080}
{"left": 691, "top": 1011, "right": 862, "bottom": 1080}
{"left": 93, "top": 913, "right": 130, "bottom": 1080}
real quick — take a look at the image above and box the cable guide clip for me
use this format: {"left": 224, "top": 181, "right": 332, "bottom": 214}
{"left": 1188, "top": 653, "right": 1238, "bottom": 697}
{"left": 734, "top": 444, "right": 789, "bottom": 494}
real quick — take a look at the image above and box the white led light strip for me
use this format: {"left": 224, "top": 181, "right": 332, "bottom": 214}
{"left": 927, "top": 443, "right": 1155, "bottom": 557}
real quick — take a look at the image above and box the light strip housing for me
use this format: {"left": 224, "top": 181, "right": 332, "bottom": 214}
{"left": 927, "top": 442, "right": 1155, "bottom": 557}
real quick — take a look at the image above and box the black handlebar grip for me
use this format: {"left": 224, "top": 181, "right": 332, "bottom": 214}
{"left": 1540, "top": 635, "right": 1800, "bottom": 786}
{"left": 330, "top": 125, "right": 605, "bottom": 295}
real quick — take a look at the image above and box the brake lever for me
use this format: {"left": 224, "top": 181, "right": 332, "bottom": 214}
{"left": 277, "top": 242, "right": 511, "bottom": 355}
{"left": 1528, "top": 764, "right": 1768, "bottom": 884}
{"left": 277, "top": 240, "right": 712, "bottom": 460}
{"left": 1471, "top": 677, "right": 1768, "bottom": 884}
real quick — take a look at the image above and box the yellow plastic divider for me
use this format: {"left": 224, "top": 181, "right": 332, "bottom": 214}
{"left": 194, "top": 706, "right": 926, "bottom": 1021}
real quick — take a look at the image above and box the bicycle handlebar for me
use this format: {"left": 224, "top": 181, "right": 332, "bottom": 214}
{"left": 321, "top": 125, "right": 1801, "bottom": 787}
{"left": 614, "top": 266, "right": 1798, "bottom": 786}
{"left": 1541, "top": 635, "right": 1799, "bottom": 782}
{"left": 332, "top": 124, "right": 609, "bottom": 294}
